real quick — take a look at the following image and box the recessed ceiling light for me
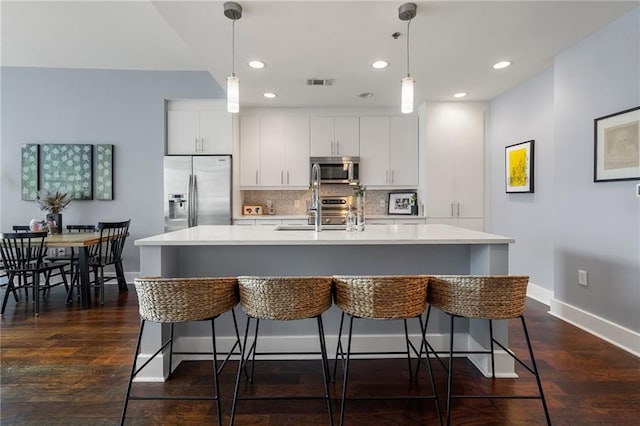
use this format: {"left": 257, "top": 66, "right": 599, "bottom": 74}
{"left": 359, "top": 92, "right": 374, "bottom": 98}
{"left": 371, "top": 60, "right": 389, "bottom": 69}
{"left": 263, "top": 92, "right": 277, "bottom": 99}
{"left": 248, "top": 60, "right": 265, "bottom": 69}
{"left": 493, "top": 61, "right": 512, "bottom": 70}
{"left": 453, "top": 92, "right": 467, "bottom": 98}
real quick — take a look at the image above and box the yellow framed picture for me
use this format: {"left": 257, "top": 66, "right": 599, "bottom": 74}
{"left": 505, "top": 140, "right": 534, "bottom": 193}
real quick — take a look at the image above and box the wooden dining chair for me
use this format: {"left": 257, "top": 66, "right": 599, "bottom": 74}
{"left": 0, "top": 232, "right": 69, "bottom": 316}
{"left": 89, "top": 220, "right": 130, "bottom": 305}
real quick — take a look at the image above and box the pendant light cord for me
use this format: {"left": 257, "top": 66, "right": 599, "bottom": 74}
{"left": 232, "top": 19, "right": 236, "bottom": 77}
{"left": 406, "top": 18, "right": 412, "bottom": 78}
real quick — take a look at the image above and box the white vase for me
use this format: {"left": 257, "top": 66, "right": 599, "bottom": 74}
{"left": 355, "top": 194, "right": 365, "bottom": 231}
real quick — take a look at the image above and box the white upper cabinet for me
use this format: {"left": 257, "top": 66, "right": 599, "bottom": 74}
{"left": 167, "top": 100, "right": 232, "bottom": 155}
{"left": 359, "top": 116, "right": 418, "bottom": 187}
{"left": 240, "top": 114, "right": 309, "bottom": 188}
{"left": 310, "top": 116, "right": 359, "bottom": 157}
{"left": 424, "top": 103, "right": 485, "bottom": 229}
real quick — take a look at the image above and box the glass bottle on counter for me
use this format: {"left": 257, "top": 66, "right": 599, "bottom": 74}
{"left": 346, "top": 204, "right": 356, "bottom": 232}
{"left": 355, "top": 192, "right": 365, "bottom": 231}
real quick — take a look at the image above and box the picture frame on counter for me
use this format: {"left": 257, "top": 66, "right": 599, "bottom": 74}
{"left": 388, "top": 192, "right": 416, "bottom": 215}
{"left": 505, "top": 140, "right": 534, "bottom": 193}
{"left": 243, "top": 204, "right": 263, "bottom": 215}
{"left": 594, "top": 106, "right": 640, "bottom": 182}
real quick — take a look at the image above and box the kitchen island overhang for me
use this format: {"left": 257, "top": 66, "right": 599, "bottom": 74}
{"left": 135, "top": 224, "right": 516, "bottom": 382}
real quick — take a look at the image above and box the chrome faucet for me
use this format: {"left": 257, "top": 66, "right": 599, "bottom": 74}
{"left": 310, "top": 162, "right": 322, "bottom": 232}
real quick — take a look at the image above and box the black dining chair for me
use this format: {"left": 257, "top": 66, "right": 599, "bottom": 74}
{"left": 0, "top": 231, "right": 70, "bottom": 316}
{"left": 88, "top": 220, "right": 130, "bottom": 305}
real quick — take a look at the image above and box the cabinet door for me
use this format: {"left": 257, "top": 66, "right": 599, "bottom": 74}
{"left": 239, "top": 116, "right": 261, "bottom": 186}
{"left": 310, "top": 117, "right": 334, "bottom": 156}
{"left": 425, "top": 106, "right": 456, "bottom": 218}
{"left": 167, "top": 110, "right": 199, "bottom": 154}
{"left": 284, "top": 116, "right": 310, "bottom": 186}
{"left": 334, "top": 117, "right": 359, "bottom": 156}
{"left": 260, "top": 116, "right": 286, "bottom": 186}
{"left": 359, "top": 117, "right": 389, "bottom": 185}
{"left": 199, "top": 109, "right": 232, "bottom": 154}
{"left": 454, "top": 109, "right": 484, "bottom": 218}
{"left": 389, "top": 116, "right": 418, "bottom": 186}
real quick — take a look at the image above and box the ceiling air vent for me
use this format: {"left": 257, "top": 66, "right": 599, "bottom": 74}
{"left": 306, "top": 79, "right": 334, "bottom": 86}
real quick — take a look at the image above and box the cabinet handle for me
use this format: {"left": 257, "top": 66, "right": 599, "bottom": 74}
{"left": 255, "top": 170, "right": 259, "bottom": 185}
{"left": 281, "top": 170, "right": 284, "bottom": 184}
{"left": 385, "top": 170, "right": 389, "bottom": 184}
{"left": 451, "top": 203, "right": 454, "bottom": 217}
{"left": 200, "top": 138, "right": 204, "bottom": 152}
{"left": 336, "top": 141, "right": 340, "bottom": 155}
{"left": 456, "top": 202, "right": 461, "bottom": 217}
{"left": 331, "top": 141, "right": 335, "bottom": 155}
{"left": 287, "top": 171, "right": 290, "bottom": 184}
{"left": 391, "top": 170, "right": 394, "bottom": 184}
{"left": 194, "top": 137, "right": 199, "bottom": 152}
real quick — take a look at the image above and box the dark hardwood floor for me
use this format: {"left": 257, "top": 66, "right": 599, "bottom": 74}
{"left": 1, "top": 284, "right": 639, "bottom": 425}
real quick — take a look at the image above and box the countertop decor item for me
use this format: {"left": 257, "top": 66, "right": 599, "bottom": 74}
{"left": 37, "top": 190, "right": 71, "bottom": 233}
{"left": 243, "top": 204, "right": 263, "bottom": 215}
{"left": 594, "top": 106, "right": 640, "bottom": 182}
{"left": 388, "top": 192, "right": 417, "bottom": 215}
{"left": 353, "top": 184, "right": 366, "bottom": 231}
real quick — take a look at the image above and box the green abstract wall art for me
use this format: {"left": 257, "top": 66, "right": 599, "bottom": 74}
{"left": 21, "top": 144, "right": 39, "bottom": 200}
{"left": 40, "top": 144, "right": 93, "bottom": 200}
{"left": 95, "top": 144, "right": 114, "bottom": 200}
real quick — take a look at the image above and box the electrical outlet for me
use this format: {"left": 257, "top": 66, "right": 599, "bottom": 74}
{"left": 578, "top": 270, "right": 588, "bottom": 287}
{"left": 294, "top": 199, "right": 300, "bottom": 208}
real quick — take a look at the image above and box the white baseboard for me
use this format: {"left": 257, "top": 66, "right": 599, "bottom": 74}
{"left": 526, "top": 281, "right": 553, "bottom": 306}
{"left": 550, "top": 298, "right": 640, "bottom": 357}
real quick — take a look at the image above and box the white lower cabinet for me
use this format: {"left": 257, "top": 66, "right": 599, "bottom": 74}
{"left": 425, "top": 218, "right": 484, "bottom": 231}
{"left": 233, "top": 218, "right": 308, "bottom": 226}
{"left": 367, "top": 218, "right": 426, "bottom": 225}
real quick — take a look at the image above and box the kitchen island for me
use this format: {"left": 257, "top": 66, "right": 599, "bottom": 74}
{"left": 135, "top": 224, "right": 516, "bottom": 381}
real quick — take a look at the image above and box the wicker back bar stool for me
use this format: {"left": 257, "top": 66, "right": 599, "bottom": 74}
{"left": 426, "top": 275, "right": 551, "bottom": 425}
{"left": 332, "top": 275, "right": 441, "bottom": 426}
{"left": 121, "top": 277, "right": 242, "bottom": 426}
{"left": 229, "top": 276, "right": 334, "bottom": 426}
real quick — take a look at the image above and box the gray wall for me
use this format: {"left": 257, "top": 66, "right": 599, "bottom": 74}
{"left": 0, "top": 67, "right": 224, "bottom": 272}
{"left": 489, "top": 68, "right": 555, "bottom": 290}
{"left": 488, "top": 8, "right": 639, "bottom": 332}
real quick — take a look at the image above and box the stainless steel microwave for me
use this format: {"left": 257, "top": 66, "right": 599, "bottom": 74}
{"left": 310, "top": 157, "right": 359, "bottom": 184}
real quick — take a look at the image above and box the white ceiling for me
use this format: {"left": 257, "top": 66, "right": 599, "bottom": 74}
{"left": 1, "top": 1, "right": 637, "bottom": 109}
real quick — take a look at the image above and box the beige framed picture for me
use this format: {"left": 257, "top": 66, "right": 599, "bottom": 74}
{"left": 243, "top": 204, "right": 263, "bottom": 215}
{"left": 594, "top": 106, "right": 640, "bottom": 182}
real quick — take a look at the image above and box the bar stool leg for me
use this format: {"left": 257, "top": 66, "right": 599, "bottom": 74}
{"left": 249, "top": 318, "right": 260, "bottom": 384}
{"left": 120, "top": 320, "right": 145, "bottom": 425}
{"left": 417, "top": 316, "right": 443, "bottom": 426}
{"left": 520, "top": 316, "right": 551, "bottom": 426}
{"left": 211, "top": 318, "right": 223, "bottom": 426}
{"left": 332, "top": 311, "right": 346, "bottom": 382}
{"left": 316, "top": 316, "right": 334, "bottom": 425}
{"left": 339, "top": 315, "right": 355, "bottom": 426}
{"left": 230, "top": 316, "right": 252, "bottom": 426}
{"left": 489, "top": 319, "right": 496, "bottom": 379}
{"left": 446, "top": 315, "right": 455, "bottom": 426}
{"left": 168, "top": 324, "right": 175, "bottom": 378}
{"left": 403, "top": 319, "right": 413, "bottom": 380}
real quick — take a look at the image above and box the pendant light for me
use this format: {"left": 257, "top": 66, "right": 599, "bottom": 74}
{"left": 399, "top": 3, "right": 416, "bottom": 114}
{"left": 224, "top": 2, "right": 242, "bottom": 113}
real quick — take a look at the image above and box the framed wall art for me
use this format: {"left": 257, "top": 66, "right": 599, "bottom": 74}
{"left": 594, "top": 106, "right": 640, "bottom": 182}
{"left": 40, "top": 144, "right": 93, "bottom": 200}
{"left": 505, "top": 140, "right": 534, "bottom": 193}
{"left": 21, "top": 144, "right": 39, "bottom": 200}
{"left": 95, "top": 144, "right": 114, "bottom": 200}
{"left": 388, "top": 192, "right": 416, "bottom": 215}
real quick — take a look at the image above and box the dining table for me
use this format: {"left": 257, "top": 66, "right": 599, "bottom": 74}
{"left": 44, "top": 232, "right": 127, "bottom": 308}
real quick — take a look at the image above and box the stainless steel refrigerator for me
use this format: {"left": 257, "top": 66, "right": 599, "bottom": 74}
{"left": 163, "top": 156, "right": 231, "bottom": 231}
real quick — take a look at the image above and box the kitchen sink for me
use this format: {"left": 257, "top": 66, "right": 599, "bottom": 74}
{"left": 274, "top": 224, "right": 346, "bottom": 231}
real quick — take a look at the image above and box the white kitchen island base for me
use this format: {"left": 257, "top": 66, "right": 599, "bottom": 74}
{"left": 135, "top": 225, "right": 515, "bottom": 382}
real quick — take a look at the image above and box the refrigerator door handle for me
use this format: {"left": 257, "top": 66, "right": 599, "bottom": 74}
{"left": 188, "top": 174, "right": 193, "bottom": 227}
{"left": 193, "top": 175, "right": 198, "bottom": 226}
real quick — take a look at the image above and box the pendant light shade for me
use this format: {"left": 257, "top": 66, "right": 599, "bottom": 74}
{"left": 399, "top": 3, "right": 416, "bottom": 114}
{"left": 227, "top": 75, "right": 240, "bottom": 113}
{"left": 224, "top": 2, "right": 242, "bottom": 113}
{"left": 401, "top": 76, "right": 414, "bottom": 114}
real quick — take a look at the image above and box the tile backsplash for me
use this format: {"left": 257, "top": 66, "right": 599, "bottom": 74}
{"left": 241, "top": 186, "right": 415, "bottom": 216}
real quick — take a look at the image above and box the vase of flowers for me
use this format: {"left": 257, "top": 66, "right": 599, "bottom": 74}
{"left": 37, "top": 190, "right": 71, "bottom": 234}
{"left": 353, "top": 184, "right": 366, "bottom": 231}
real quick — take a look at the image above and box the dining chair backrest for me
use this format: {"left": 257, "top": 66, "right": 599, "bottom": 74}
{"left": 90, "top": 220, "right": 130, "bottom": 266}
{"left": 0, "top": 232, "right": 48, "bottom": 272}
{"left": 12, "top": 225, "right": 31, "bottom": 232}
{"left": 67, "top": 225, "right": 97, "bottom": 233}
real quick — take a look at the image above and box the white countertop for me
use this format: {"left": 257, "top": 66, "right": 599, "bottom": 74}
{"left": 135, "top": 224, "right": 514, "bottom": 246}
{"left": 233, "top": 215, "right": 428, "bottom": 220}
